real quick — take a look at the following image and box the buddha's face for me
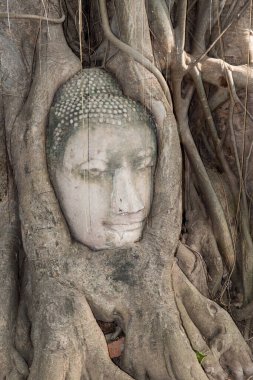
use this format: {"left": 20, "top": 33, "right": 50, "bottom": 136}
{"left": 54, "top": 121, "right": 156, "bottom": 250}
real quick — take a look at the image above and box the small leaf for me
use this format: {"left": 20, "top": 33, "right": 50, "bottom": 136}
{"left": 194, "top": 350, "right": 207, "bottom": 364}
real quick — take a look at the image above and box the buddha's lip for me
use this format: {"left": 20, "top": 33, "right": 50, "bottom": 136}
{"left": 104, "top": 220, "right": 144, "bottom": 231}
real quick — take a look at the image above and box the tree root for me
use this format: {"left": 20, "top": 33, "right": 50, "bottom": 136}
{"left": 173, "top": 265, "right": 253, "bottom": 379}
{"left": 232, "top": 301, "right": 253, "bottom": 322}
{"left": 26, "top": 278, "right": 133, "bottom": 380}
{"left": 0, "top": 175, "right": 20, "bottom": 378}
{"left": 0, "top": 12, "right": 65, "bottom": 23}
{"left": 184, "top": 209, "right": 224, "bottom": 297}
{"left": 99, "top": 0, "right": 172, "bottom": 105}
{"left": 176, "top": 242, "right": 209, "bottom": 297}
{"left": 2, "top": 2, "right": 253, "bottom": 380}
{"left": 13, "top": 236, "right": 253, "bottom": 380}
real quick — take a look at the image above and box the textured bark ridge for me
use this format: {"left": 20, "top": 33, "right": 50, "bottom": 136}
{"left": 1, "top": 1, "right": 253, "bottom": 379}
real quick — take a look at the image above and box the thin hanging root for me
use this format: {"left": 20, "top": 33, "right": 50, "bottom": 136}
{"left": 190, "top": 66, "right": 249, "bottom": 211}
{"left": 191, "top": 66, "right": 253, "bottom": 302}
{"left": 186, "top": 0, "right": 251, "bottom": 73}
{"left": 190, "top": 66, "right": 238, "bottom": 193}
{"left": 1, "top": 0, "right": 64, "bottom": 23}
{"left": 171, "top": 72, "right": 235, "bottom": 273}
{"left": 170, "top": 9, "right": 236, "bottom": 275}
{"left": 175, "top": 0, "right": 187, "bottom": 56}
{"left": 147, "top": 0, "right": 175, "bottom": 70}
{"left": 228, "top": 102, "right": 253, "bottom": 303}
{"left": 191, "top": 0, "right": 213, "bottom": 55}
{"left": 232, "top": 300, "right": 253, "bottom": 321}
{"left": 0, "top": 12, "right": 65, "bottom": 23}
{"left": 226, "top": 69, "right": 253, "bottom": 122}
{"left": 98, "top": 0, "right": 172, "bottom": 106}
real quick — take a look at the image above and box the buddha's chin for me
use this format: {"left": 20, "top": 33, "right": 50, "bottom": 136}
{"left": 109, "top": 228, "right": 143, "bottom": 248}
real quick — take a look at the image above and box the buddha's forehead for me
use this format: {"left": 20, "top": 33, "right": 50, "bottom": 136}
{"left": 63, "top": 122, "right": 156, "bottom": 168}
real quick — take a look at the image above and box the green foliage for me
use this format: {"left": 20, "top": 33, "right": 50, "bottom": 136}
{"left": 194, "top": 350, "right": 207, "bottom": 364}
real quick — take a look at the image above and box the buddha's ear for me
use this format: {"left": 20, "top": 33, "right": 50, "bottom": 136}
{"left": 148, "top": 100, "right": 168, "bottom": 128}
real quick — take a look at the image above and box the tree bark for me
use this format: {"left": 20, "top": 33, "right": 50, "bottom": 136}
{"left": 1, "top": 0, "right": 253, "bottom": 379}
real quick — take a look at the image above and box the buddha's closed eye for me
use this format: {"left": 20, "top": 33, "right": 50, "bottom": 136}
{"left": 73, "top": 155, "right": 155, "bottom": 179}
{"left": 72, "top": 160, "right": 112, "bottom": 178}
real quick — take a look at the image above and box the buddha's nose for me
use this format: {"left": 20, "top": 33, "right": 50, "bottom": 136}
{"left": 111, "top": 167, "right": 144, "bottom": 215}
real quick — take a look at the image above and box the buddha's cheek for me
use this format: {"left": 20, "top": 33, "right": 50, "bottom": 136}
{"left": 134, "top": 169, "right": 153, "bottom": 215}
{"left": 87, "top": 176, "right": 113, "bottom": 225}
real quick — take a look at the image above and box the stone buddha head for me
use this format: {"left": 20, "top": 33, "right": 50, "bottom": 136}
{"left": 47, "top": 69, "right": 157, "bottom": 250}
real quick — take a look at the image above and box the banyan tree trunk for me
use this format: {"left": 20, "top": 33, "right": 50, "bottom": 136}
{"left": 1, "top": 0, "right": 253, "bottom": 379}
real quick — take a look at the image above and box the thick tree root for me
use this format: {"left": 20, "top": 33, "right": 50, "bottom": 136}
{"left": 2, "top": 2, "right": 253, "bottom": 380}
{"left": 14, "top": 245, "right": 253, "bottom": 380}
{"left": 25, "top": 278, "right": 134, "bottom": 380}
{"left": 176, "top": 241, "right": 209, "bottom": 297}
{"left": 0, "top": 183, "right": 21, "bottom": 379}
{"left": 60, "top": 249, "right": 210, "bottom": 380}
{"left": 185, "top": 209, "right": 224, "bottom": 297}
{"left": 173, "top": 265, "right": 253, "bottom": 380}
